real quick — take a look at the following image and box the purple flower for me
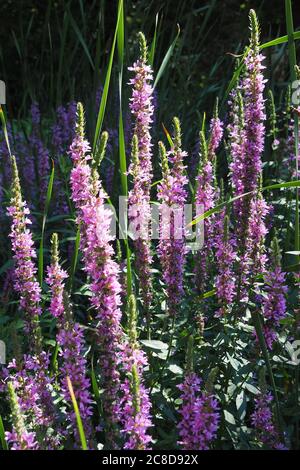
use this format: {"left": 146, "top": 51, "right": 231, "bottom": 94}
{"left": 260, "top": 238, "right": 288, "bottom": 349}
{"left": 69, "top": 103, "right": 124, "bottom": 442}
{"left": 242, "top": 11, "right": 266, "bottom": 196}
{"left": 229, "top": 10, "right": 266, "bottom": 244}
{"left": 7, "top": 352, "right": 61, "bottom": 449}
{"left": 6, "top": 430, "right": 38, "bottom": 451}
{"left": 246, "top": 195, "right": 269, "bottom": 278}
{"left": 215, "top": 212, "right": 237, "bottom": 316}
{"left": 194, "top": 128, "right": 217, "bottom": 293}
{"left": 52, "top": 102, "right": 77, "bottom": 156}
{"left": 128, "top": 32, "right": 154, "bottom": 315}
{"left": 119, "top": 296, "right": 152, "bottom": 449}
{"left": 7, "top": 157, "right": 42, "bottom": 351}
{"left": 208, "top": 113, "right": 223, "bottom": 157}
{"left": 251, "top": 391, "right": 286, "bottom": 449}
{"left": 158, "top": 118, "right": 188, "bottom": 316}
{"left": 46, "top": 233, "right": 93, "bottom": 444}
{"left": 5, "top": 381, "right": 39, "bottom": 450}
{"left": 177, "top": 372, "right": 219, "bottom": 450}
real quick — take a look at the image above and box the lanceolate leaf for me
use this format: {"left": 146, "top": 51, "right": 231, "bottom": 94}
{"left": 190, "top": 180, "right": 300, "bottom": 226}
{"left": 153, "top": 24, "right": 180, "bottom": 89}
{"left": 66, "top": 376, "right": 88, "bottom": 450}
{"left": 38, "top": 161, "right": 55, "bottom": 286}
{"left": 93, "top": 0, "right": 123, "bottom": 154}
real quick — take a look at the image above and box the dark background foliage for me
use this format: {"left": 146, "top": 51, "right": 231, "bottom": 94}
{"left": 1, "top": 0, "right": 299, "bottom": 123}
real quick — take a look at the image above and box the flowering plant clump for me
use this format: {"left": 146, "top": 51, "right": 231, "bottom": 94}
{"left": 0, "top": 6, "right": 300, "bottom": 452}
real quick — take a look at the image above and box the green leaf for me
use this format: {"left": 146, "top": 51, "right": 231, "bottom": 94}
{"left": 68, "top": 9, "right": 95, "bottom": 70}
{"left": 66, "top": 376, "right": 88, "bottom": 450}
{"left": 0, "top": 415, "right": 8, "bottom": 450}
{"left": 236, "top": 391, "right": 247, "bottom": 420}
{"left": 190, "top": 180, "right": 300, "bottom": 226}
{"left": 153, "top": 24, "right": 180, "bottom": 89}
{"left": 168, "top": 364, "right": 183, "bottom": 375}
{"left": 285, "top": 0, "right": 300, "bottom": 262}
{"left": 68, "top": 227, "right": 81, "bottom": 292}
{"left": 149, "top": 13, "right": 159, "bottom": 67}
{"left": 117, "top": 0, "right": 127, "bottom": 197}
{"left": 261, "top": 31, "right": 300, "bottom": 49}
{"left": 38, "top": 161, "right": 55, "bottom": 286}
{"left": 199, "top": 288, "right": 216, "bottom": 300}
{"left": 91, "top": 355, "right": 102, "bottom": 419}
{"left": 0, "top": 106, "right": 12, "bottom": 157}
{"left": 50, "top": 342, "right": 59, "bottom": 374}
{"left": 224, "top": 410, "right": 236, "bottom": 426}
{"left": 93, "top": 0, "right": 123, "bottom": 153}
{"left": 140, "top": 340, "right": 168, "bottom": 351}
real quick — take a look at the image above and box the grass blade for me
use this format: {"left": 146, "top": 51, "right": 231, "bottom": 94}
{"left": 68, "top": 9, "right": 95, "bottom": 70}
{"left": 68, "top": 226, "right": 81, "bottom": 292}
{"left": 117, "top": 0, "right": 127, "bottom": 197}
{"left": 38, "top": 161, "right": 55, "bottom": 286}
{"left": 149, "top": 13, "right": 159, "bottom": 67}
{"left": 285, "top": 0, "right": 299, "bottom": 261}
{"left": 153, "top": 24, "right": 180, "bottom": 89}
{"left": 93, "top": 0, "right": 123, "bottom": 154}
{"left": 285, "top": 0, "right": 300, "bottom": 449}
{"left": 223, "top": 31, "right": 300, "bottom": 106}
{"left": 66, "top": 376, "right": 88, "bottom": 450}
{"left": 91, "top": 355, "right": 102, "bottom": 419}
{"left": 261, "top": 31, "right": 300, "bottom": 50}
{"left": 190, "top": 180, "right": 300, "bottom": 226}
{"left": 126, "top": 244, "right": 132, "bottom": 297}
{"left": 56, "top": 10, "right": 70, "bottom": 106}
{"left": 0, "top": 105, "right": 12, "bottom": 158}
{"left": 0, "top": 415, "right": 8, "bottom": 450}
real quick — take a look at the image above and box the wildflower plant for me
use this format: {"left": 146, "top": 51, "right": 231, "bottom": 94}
{"left": 0, "top": 5, "right": 300, "bottom": 452}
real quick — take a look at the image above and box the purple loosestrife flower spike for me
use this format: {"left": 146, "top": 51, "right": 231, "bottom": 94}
{"left": 215, "top": 213, "right": 237, "bottom": 316}
{"left": 194, "top": 130, "right": 215, "bottom": 293}
{"left": 229, "top": 10, "right": 266, "bottom": 247}
{"left": 177, "top": 337, "right": 220, "bottom": 450}
{"left": 243, "top": 9, "right": 266, "bottom": 193}
{"left": 6, "top": 381, "right": 38, "bottom": 450}
{"left": 69, "top": 103, "right": 124, "bottom": 444}
{"left": 261, "top": 237, "right": 288, "bottom": 349}
{"left": 7, "top": 352, "right": 61, "bottom": 449}
{"left": 158, "top": 118, "right": 188, "bottom": 316}
{"left": 251, "top": 390, "right": 286, "bottom": 449}
{"left": 208, "top": 98, "right": 224, "bottom": 160}
{"left": 7, "top": 156, "right": 42, "bottom": 352}
{"left": 120, "top": 295, "right": 152, "bottom": 449}
{"left": 46, "top": 233, "right": 93, "bottom": 446}
{"left": 128, "top": 134, "right": 153, "bottom": 317}
{"left": 240, "top": 10, "right": 266, "bottom": 235}
{"left": 229, "top": 91, "right": 247, "bottom": 223}
{"left": 128, "top": 32, "right": 154, "bottom": 317}
{"left": 246, "top": 184, "right": 269, "bottom": 279}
